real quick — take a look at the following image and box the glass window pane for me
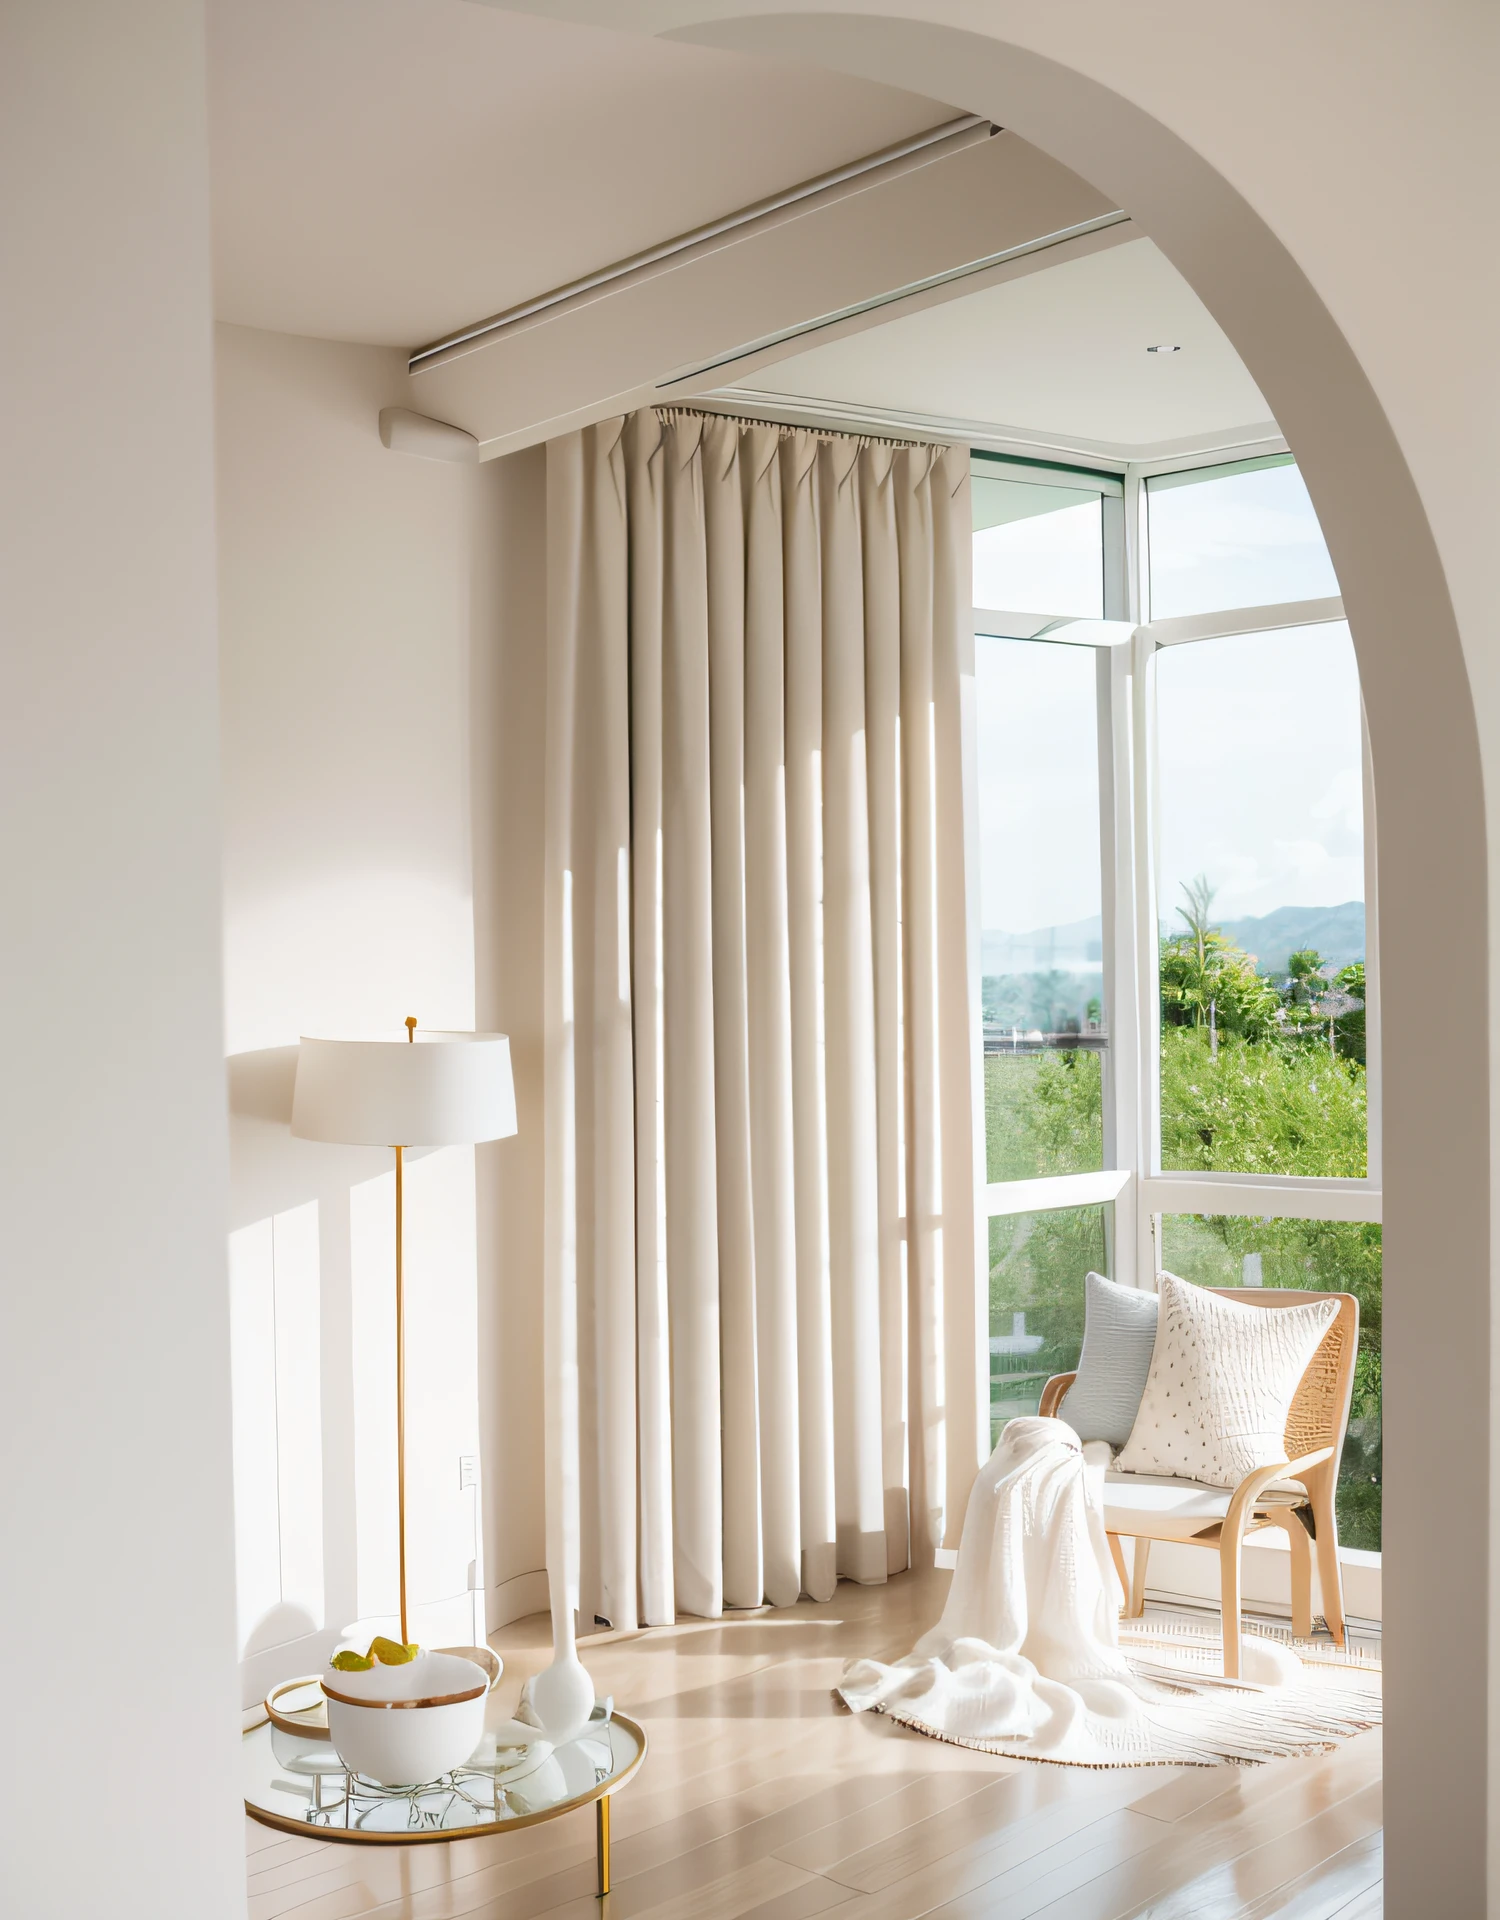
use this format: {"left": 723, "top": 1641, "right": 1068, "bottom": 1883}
{"left": 978, "top": 635, "right": 1106, "bottom": 1182}
{"left": 973, "top": 474, "right": 1103, "bottom": 618}
{"left": 1146, "top": 457, "right": 1339, "bottom": 620}
{"left": 1157, "top": 1215, "right": 1382, "bottom": 1551}
{"left": 991, "top": 1205, "right": 1110, "bottom": 1445}
{"left": 1155, "top": 622, "right": 1367, "bottom": 1177}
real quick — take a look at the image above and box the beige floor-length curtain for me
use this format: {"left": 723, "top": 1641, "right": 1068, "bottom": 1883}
{"left": 543, "top": 408, "right": 983, "bottom": 1631}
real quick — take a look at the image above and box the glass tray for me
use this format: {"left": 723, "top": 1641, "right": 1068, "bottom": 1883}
{"left": 244, "top": 1700, "right": 645, "bottom": 1846}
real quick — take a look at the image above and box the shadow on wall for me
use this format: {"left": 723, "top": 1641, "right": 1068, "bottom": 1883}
{"left": 226, "top": 1047, "right": 365, "bottom": 1688}
{"left": 225, "top": 1046, "right": 483, "bottom": 1704}
{"left": 228, "top": 1045, "right": 400, "bottom": 1228}
{"left": 241, "top": 1601, "right": 320, "bottom": 1662}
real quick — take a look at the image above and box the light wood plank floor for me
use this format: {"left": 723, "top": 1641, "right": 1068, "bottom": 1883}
{"left": 245, "top": 1570, "right": 1381, "bottom": 1920}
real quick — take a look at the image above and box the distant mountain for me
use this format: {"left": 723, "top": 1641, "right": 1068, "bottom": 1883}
{"left": 981, "top": 901, "right": 1365, "bottom": 983}
{"left": 982, "top": 915, "right": 1102, "bottom": 977}
{"left": 1215, "top": 902, "right": 1365, "bottom": 978}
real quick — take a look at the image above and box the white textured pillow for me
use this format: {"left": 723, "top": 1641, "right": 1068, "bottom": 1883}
{"left": 1115, "top": 1274, "right": 1338, "bottom": 1490}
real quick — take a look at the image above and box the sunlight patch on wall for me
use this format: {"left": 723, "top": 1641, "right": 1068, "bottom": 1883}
{"left": 229, "top": 1202, "right": 325, "bottom": 1658}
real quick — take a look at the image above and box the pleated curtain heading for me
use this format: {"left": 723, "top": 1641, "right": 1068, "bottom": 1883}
{"left": 543, "top": 407, "right": 984, "bottom": 1632}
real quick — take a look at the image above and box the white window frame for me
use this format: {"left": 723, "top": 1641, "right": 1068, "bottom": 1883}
{"left": 973, "top": 442, "right": 1381, "bottom": 1325}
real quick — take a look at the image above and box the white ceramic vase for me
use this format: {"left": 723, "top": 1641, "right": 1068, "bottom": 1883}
{"left": 528, "top": 1602, "right": 596, "bottom": 1746}
{"left": 322, "top": 1650, "right": 488, "bottom": 1787}
{"left": 529, "top": 1649, "right": 595, "bottom": 1746}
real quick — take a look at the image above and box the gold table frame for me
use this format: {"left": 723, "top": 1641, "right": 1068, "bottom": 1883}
{"left": 243, "top": 1708, "right": 646, "bottom": 1899}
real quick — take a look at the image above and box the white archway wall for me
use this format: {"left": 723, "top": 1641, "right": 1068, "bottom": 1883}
{"left": 2, "top": 3, "right": 245, "bottom": 1914}
{"left": 501, "top": 3, "right": 1500, "bottom": 1908}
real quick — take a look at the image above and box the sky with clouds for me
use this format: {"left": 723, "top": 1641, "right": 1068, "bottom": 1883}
{"left": 976, "top": 463, "right": 1363, "bottom": 938}
{"left": 1155, "top": 622, "right": 1364, "bottom": 926}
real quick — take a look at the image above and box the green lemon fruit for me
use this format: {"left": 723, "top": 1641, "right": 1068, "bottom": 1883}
{"left": 368, "top": 1635, "right": 419, "bottom": 1665}
{"left": 330, "top": 1650, "right": 374, "bottom": 1672}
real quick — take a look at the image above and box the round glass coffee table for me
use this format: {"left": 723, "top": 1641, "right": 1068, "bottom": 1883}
{"left": 244, "top": 1673, "right": 645, "bottom": 1897}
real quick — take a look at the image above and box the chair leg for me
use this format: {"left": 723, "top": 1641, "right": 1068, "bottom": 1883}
{"left": 1288, "top": 1517, "right": 1315, "bottom": 1641}
{"left": 1314, "top": 1490, "right": 1347, "bottom": 1646}
{"left": 1269, "top": 1511, "right": 1314, "bottom": 1640}
{"left": 1108, "top": 1532, "right": 1129, "bottom": 1606}
{"left": 1128, "top": 1537, "right": 1150, "bottom": 1619}
{"left": 1219, "top": 1525, "right": 1245, "bottom": 1680}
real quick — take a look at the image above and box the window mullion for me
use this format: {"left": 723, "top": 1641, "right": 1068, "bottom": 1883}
{"left": 1142, "top": 595, "right": 1345, "bottom": 649}
{"left": 1141, "top": 1173, "right": 1381, "bottom": 1225}
{"left": 1131, "top": 629, "right": 1161, "bottom": 1286}
{"left": 1361, "top": 699, "right": 1382, "bottom": 1188}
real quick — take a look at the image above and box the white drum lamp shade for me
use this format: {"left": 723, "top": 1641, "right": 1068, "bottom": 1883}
{"left": 289, "top": 1024, "right": 517, "bottom": 1651}
{"left": 292, "top": 1031, "right": 517, "bottom": 1148}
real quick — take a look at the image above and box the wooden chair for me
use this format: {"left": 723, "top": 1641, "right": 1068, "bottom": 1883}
{"left": 1039, "top": 1287, "right": 1359, "bottom": 1678}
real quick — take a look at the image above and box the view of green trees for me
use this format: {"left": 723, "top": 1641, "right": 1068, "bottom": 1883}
{"left": 1160, "top": 874, "right": 1367, "bottom": 1176}
{"left": 987, "top": 878, "right": 1381, "bottom": 1549}
{"left": 989, "top": 1204, "right": 1104, "bottom": 1429}
{"left": 987, "top": 1047, "right": 1102, "bottom": 1183}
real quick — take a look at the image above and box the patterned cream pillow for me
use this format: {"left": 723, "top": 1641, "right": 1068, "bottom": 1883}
{"left": 1115, "top": 1273, "right": 1339, "bottom": 1489}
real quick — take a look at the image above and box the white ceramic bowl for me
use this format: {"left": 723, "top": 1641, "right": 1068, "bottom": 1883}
{"left": 322, "top": 1651, "right": 488, "bottom": 1787}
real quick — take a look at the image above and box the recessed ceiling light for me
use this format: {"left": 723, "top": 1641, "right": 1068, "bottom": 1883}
{"left": 1146, "top": 344, "right": 1182, "bottom": 355}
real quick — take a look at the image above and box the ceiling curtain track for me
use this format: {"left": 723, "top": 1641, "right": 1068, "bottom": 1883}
{"left": 653, "top": 401, "right": 929, "bottom": 453}
{"left": 542, "top": 407, "right": 984, "bottom": 1630}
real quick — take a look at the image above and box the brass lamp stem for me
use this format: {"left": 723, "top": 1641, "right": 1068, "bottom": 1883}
{"left": 396, "top": 1015, "right": 416, "bottom": 1645}
{"left": 391, "top": 1029, "right": 414, "bottom": 1643}
{"left": 395, "top": 1141, "right": 408, "bottom": 1648}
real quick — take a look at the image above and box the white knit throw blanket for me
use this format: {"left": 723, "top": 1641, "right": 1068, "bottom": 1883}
{"left": 838, "top": 1417, "right": 1380, "bottom": 1767}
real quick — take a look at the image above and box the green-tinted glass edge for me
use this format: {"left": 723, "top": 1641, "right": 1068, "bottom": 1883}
{"left": 1146, "top": 452, "right": 1295, "bottom": 494}
{"left": 971, "top": 448, "right": 1123, "bottom": 497}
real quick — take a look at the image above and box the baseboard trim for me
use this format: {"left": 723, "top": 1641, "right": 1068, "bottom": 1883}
{"left": 1144, "top": 1588, "right": 1382, "bottom": 1641}
{"left": 488, "top": 1568, "right": 550, "bottom": 1630}
{"left": 239, "top": 1625, "right": 342, "bottom": 1713}
{"left": 1141, "top": 1534, "right": 1382, "bottom": 1629}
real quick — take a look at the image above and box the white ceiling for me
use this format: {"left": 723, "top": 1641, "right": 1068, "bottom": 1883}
{"left": 210, "top": 4, "right": 1278, "bottom": 455}
{"left": 207, "top": 0, "right": 950, "bottom": 347}
{"left": 729, "top": 237, "right": 1278, "bottom": 459}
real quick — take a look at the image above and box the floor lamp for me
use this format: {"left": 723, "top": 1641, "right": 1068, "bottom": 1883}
{"left": 292, "top": 1020, "right": 517, "bottom": 1647}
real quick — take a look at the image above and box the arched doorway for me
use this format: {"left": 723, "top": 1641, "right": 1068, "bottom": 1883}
{"left": 625, "top": 9, "right": 1489, "bottom": 1903}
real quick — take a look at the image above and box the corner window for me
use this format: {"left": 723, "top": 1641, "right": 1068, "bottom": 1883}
{"left": 970, "top": 447, "right": 1380, "bottom": 1553}
{"left": 1153, "top": 621, "right": 1368, "bottom": 1177}
{"left": 977, "top": 633, "right": 1106, "bottom": 1184}
{"left": 1145, "top": 454, "right": 1340, "bottom": 618}
{"left": 973, "top": 465, "right": 1105, "bottom": 618}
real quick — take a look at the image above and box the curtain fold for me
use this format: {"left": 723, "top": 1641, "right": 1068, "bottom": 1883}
{"left": 545, "top": 409, "right": 979, "bottom": 1626}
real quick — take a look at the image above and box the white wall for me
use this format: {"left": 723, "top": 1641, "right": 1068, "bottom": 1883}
{"left": 216, "top": 325, "right": 547, "bottom": 1703}
{"left": 0, "top": 5, "right": 245, "bottom": 1915}
{"left": 471, "top": 446, "right": 552, "bottom": 1630}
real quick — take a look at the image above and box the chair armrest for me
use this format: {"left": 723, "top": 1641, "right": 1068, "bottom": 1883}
{"left": 1224, "top": 1448, "right": 1334, "bottom": 1536}
{"left": 1038, "top": 1372, "right": 1077, "bottom": 1420}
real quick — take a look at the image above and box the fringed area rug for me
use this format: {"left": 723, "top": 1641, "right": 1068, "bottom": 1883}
{"left": 837, "top": 1419, "right": 1382, "bottom": 1769}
